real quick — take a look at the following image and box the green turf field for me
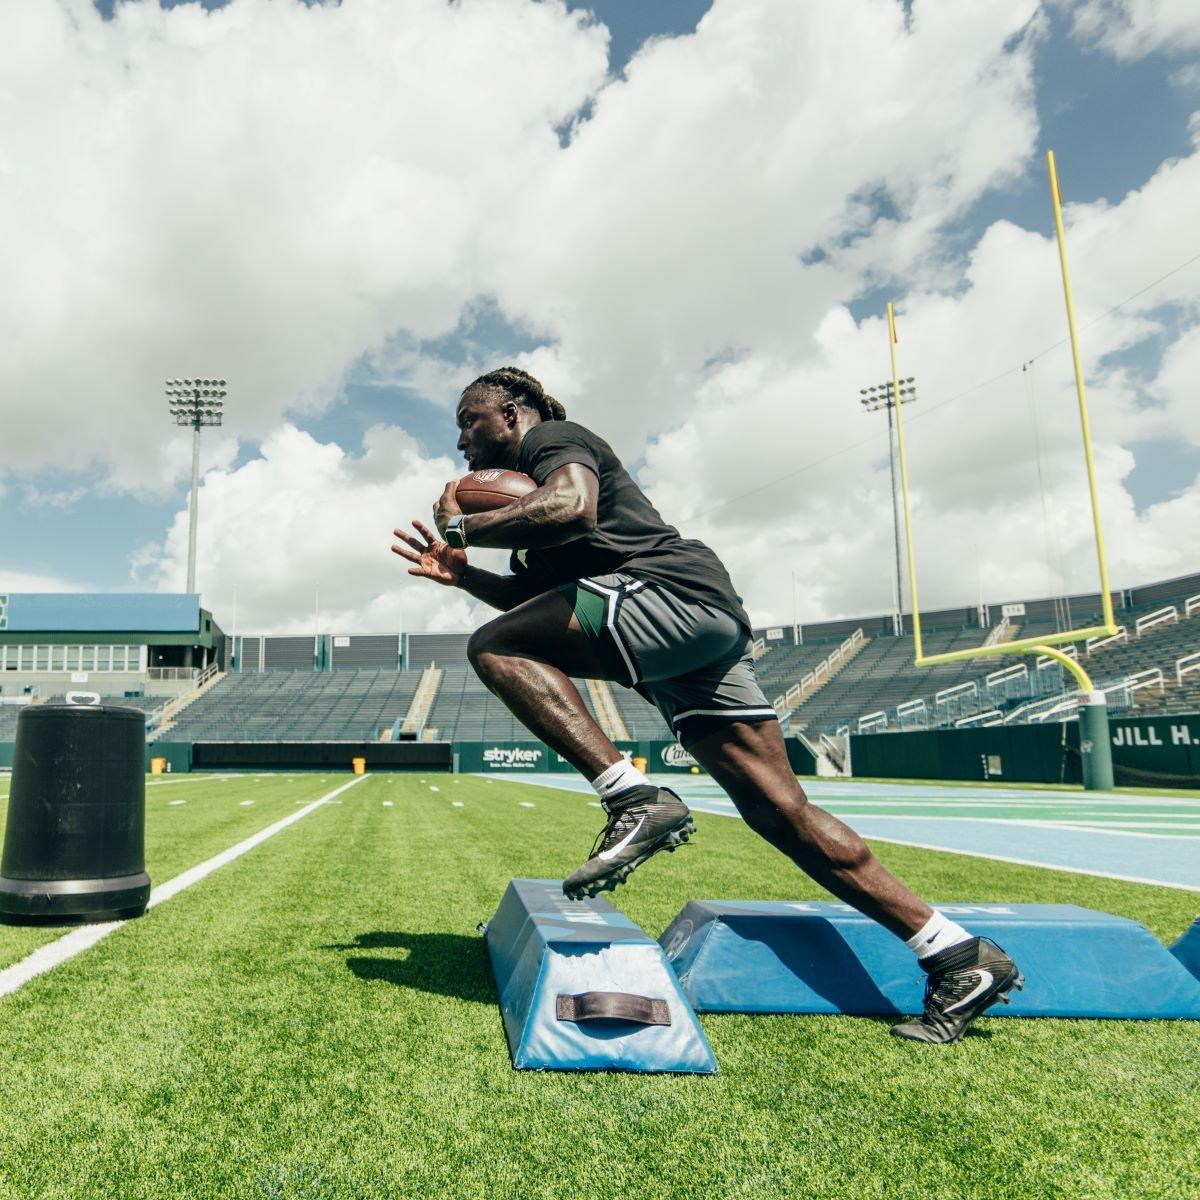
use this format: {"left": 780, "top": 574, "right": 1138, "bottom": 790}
{"left": 0, "top": 772, "right": 1196, "bottom": 1200}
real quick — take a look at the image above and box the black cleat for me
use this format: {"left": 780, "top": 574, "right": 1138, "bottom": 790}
{"left": 890, "top": 936, "right": 1024, "bottom": 1044}
{"left": 563, "top": 786, "right": 695, "bottom": 901}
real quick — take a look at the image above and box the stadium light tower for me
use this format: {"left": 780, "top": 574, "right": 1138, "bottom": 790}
{"left": 859, "top": 377, "right": 917, "bottom": 636}
{"left": 166, "top": 378, "right": 227, "bottom": 594}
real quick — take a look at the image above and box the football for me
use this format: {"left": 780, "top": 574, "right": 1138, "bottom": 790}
{"left": 454, "top": 468, "right": 538, "bottom": 514}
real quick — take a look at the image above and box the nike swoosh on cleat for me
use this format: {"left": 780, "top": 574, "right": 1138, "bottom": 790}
{"left": 944, "top": 968, "right": 994, "bottom": 1014}
{"left": 597, "top": 816, "right": 647, "bottom": 861}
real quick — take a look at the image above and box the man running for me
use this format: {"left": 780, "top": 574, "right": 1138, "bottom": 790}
{"left": 391, "top": 366, "right": 1021, "bottom": 1043}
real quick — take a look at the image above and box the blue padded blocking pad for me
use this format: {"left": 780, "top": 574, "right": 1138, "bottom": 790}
{"left": 1171, "top": 917, "right": 1200, "bottom": 981}
{"left": 659, "top": 901, "right": 1200, "bottom": 1019}
{"left": 484, "top": 879, "right": 717, "bottom": 1072}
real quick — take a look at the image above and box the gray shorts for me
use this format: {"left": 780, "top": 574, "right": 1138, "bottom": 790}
{"left": 556, "top": 573, "right": 777, "bottom": 748}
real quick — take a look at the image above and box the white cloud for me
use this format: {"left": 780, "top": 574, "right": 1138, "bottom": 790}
{"left": 132, "top": 422, "right": 511, "bottom": 634}
{"left": 0, "top": 0, "right": 607, "bottom": 490}
{"left": 491, "top": 0, "right": 1042, "bottom": 451}
{"left": 637, "top": 142, "right": 1200, "bottom": 626}
{"left": 7, "top": 0, "right": 1200, "bottom": 634}
{"left": 1067, "top": 0, "right": 1200, "bottom": 59}
{"left": 0, "top": 569, "right": 96, "bottom": 594}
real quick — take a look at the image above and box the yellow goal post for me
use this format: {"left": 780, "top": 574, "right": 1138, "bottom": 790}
{"left": 888, "top": 150, "right": 1119, "bottom": 697}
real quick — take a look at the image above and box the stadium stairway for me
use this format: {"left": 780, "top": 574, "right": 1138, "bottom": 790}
{"left": 586, "top": 678, "right": 630, "bottom": 741}
{"left": 401, "top": 666, "right": 444, "bottom": 739}
{"left": 149, "top": 667, "right": 226, "bottom": 742}
{"left": 758, "top": 632, "right": 867, "bottom": 723}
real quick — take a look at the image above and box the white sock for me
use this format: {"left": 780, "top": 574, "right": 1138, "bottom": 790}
{"left": 905, "top": 911, "right": 973, "bottom": 961}
{"left": 590, "top": 758, "right": 650, "bottom": 803}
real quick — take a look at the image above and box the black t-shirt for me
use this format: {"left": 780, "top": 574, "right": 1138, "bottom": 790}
{"left": 509, "top": 420, "right": 750, "bottom": 629}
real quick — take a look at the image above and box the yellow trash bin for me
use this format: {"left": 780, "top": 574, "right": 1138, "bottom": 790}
{"left": 632, "top": 756, "right": 648, "bottom": 774}
{"left": 150, "top": 757, "right": 167, "bottom": 775}
{"left": 352, "top": 757, "right": 366, "bottom": 776}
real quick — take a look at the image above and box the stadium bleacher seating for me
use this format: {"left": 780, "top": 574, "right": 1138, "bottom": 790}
{"left": 607, "top": 686, "right": 672, "bottom": 739}
{"left": 166, "top": 670, "right": 421, "bottom": 742}
{"left": 1087, "top": 617, "right": 1200, "bottom": 716}
{"left": 425, "top": 664, "right": 610, "bottom": 741}
{"left": 0, "top": 694, "right": 163, "bottom": 741}
{"left": 787, "top": 628, "right": 994, "bottom": 733}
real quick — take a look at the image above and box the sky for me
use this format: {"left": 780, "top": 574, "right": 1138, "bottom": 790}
{"left": 1, "top": 0, "right": 1198, "bottom": 636}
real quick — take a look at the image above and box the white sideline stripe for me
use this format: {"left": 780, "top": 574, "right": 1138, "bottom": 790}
{"left": 855, "top": 834, "right": 1200, "bottom": 894}
{"left": 652, "top": 798, "right": 1200, "bottom": 892}
{"left": 0, "top": 774, "right": 366, "bottom": 1001}
{"left": 847, "top": 814, "right": 1200, "bottom": 841}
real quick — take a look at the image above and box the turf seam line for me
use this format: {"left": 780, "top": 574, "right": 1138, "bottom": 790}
{"left": 0, "top": 774, "right": 367, "bottom": 1001}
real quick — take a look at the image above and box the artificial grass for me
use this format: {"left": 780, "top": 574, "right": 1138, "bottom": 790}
{"left": 0, "top": 774, "right": 343, "bottom": 971}
{"left": 0, "top": 773, "right": 1195, "bottom": 1200}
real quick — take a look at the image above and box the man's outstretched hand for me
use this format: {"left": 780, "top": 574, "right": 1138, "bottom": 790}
{"left": 391, "top": 519, "right": 466, "bottom": 587}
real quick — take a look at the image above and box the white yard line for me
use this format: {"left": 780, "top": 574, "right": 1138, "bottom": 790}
{"left": 0, "top": 774, "right": 367, "bottom": 1001}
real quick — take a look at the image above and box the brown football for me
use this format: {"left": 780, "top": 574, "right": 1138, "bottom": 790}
{"left": 454, "top": 468, "right": 538, "bottom": 514}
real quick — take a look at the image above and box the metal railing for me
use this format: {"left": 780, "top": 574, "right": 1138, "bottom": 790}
{"left": 982, "top": 616, "right": 1010, "bottom": 648}
{"left": 934, "top": 680, "right": 979, "bottom": 721}
{"left": 1186, "top": 594, "right": 1200, "bottom": 619}
{"left": 985, "top": 662, "right": 1028, "bottom": 704}
{"left": 772, "top": 629, "right": 864, "bottom": 716}
{"left": 896, "top": 697, "right": 928, "bottom": 731}
{"left": 1035, "top": 644, "right": 1077, "bottom": 670}
{"left": 1177, "top": 652, "right": 1200, "bottom": 686}
{"left": 955, "top": 709, "right": 1003, "bottom": 728}
{"left": 818, "top": 733, "right": 849, "bottom": 773}
{"left": 1004, "top": 686, "right": 1092, "bottom": 725}
{"left": 1124, "top": 667, "right": 1165, "bottom": 696}
{"left": 1086, "top": 627, "right": 1127, "bottom": 655}
{"left": 857, "top": 709, "right": 888, "bottom": 734}
{"left": 1028, "top": 697, "right": 1081, "bottom": 724}
{"left": 1135, "top": 605, "right": 1178, "bottom": 637}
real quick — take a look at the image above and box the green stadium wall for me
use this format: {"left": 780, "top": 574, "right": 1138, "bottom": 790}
{"left": 848, "top": 713, "right": 1200, "bottom": 787}
{"left": 0, "top": 716, "right": 1193, "bottom": 785}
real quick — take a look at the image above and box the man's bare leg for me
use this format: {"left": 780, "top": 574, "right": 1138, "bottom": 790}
{"left": 466, "top": 591, "right": 629, "bottom": 776}
{"left": 468, "top": 594, "right": 927, "bottom": 934}
{"left": 688, "top": 718, "right": 932, "bottom": 939}
{"left": 467, "top": 591, "right": 695, "bottom": 897}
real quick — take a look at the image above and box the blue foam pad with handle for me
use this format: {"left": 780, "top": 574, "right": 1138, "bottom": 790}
{"left": 660, "top": 901, "right": 1200, "bottom": 1019}
{"left": 484, "top": 878, "right": 717, "bottom": 1072}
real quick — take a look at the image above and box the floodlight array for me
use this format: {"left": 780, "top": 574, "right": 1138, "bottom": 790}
{"left": 859, "top": 377, "right": 916, "bottom": 412}
{"left": 166, "top": 377, "right": 228, "bottom": 427}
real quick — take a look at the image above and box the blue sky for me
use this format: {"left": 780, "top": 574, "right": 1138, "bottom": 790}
{"left": 2, "top": 1, "right": 1198, "bottom": 630}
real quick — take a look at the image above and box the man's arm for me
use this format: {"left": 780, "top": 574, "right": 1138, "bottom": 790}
{"left": 391, "top": 520, "right": 536, "bottom": 613}
{"left": 455, "top": 564, "right": 536, "bottom": 612}
{"left": 436, "top": 464, "right": 598, "bottom": 550}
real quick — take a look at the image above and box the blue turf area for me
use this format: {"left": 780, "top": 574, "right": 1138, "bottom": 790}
{"left": 496, "top": 775, "right": 1200, "bottom": 893}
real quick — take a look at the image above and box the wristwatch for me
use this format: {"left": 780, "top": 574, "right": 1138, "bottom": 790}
{"left": 444, "top": 514, "right": 469, "bottom": 549}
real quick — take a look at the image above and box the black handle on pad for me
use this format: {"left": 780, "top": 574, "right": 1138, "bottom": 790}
{"left": 555, "top": 991, "right": 671, "bottom": 1026}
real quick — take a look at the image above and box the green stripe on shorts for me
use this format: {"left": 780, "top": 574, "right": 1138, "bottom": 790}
{"left": 557, "top": 582, "right": 607, "bottom": 640}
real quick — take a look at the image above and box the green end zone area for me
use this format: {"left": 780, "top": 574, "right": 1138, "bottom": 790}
{"left": 0, "top": 772, "right": 1196, "bottom": 1199}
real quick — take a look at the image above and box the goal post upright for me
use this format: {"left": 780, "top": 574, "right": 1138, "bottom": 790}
{"left": 884, "top": 150, "right": 1117, "bottom": 789}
